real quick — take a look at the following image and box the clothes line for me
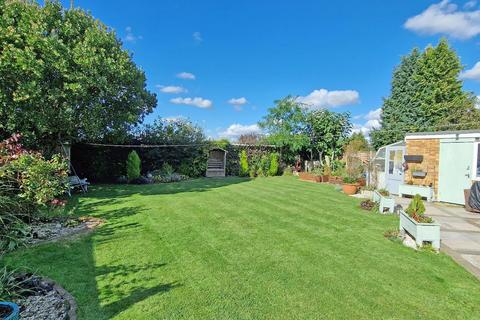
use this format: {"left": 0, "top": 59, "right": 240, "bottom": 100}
{"left": 82, "top": 142, "right": 278, "bottom": 148}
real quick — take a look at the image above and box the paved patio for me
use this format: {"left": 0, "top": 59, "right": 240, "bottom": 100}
{"left": 394, "top": 196, "right": 480, "bottom": 279}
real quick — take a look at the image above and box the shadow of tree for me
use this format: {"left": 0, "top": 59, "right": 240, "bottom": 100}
{"left": 87, "top": 177, "right": 250, "bottom": 199}
{"left": 103, "top": 282, "right": 181, "bottom": 318}
{"left": 5, "top": 177, "right": 250, "bottom": 318}
{"left": 94, "top": 262, "right": 181, "bottom": 318}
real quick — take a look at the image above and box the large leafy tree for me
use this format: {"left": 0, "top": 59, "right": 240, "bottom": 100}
{"left": 306, "top": 109, "right": 352, "bottom": 162}
{"left": 371, "top": 39, "right": 480, "bottom": 149}
{"left": 135, "top": 118, "right": 206, "bottom": 145}
{"left": 259, "top": 96, "right": 310, "bottom": 164}
{"left": 0, "top": 0, "right": 156, "bottom": 150}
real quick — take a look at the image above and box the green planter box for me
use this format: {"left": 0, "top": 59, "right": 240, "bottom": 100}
{"left": 399, "top": 210, "right": 440, "bottom": 250}
{"left": 399, "top": 184, "right": 433, "bottom": 202}
{"left": 373, "top": 190, "right": 395, "bottom": 213}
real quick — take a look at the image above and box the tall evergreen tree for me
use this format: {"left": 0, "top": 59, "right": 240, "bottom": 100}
{"left": 414, "top": 39, "right": 479, "bottom": 129}
{"left": 371, "top": 48, "right": 422, "bottom": 149}
{"left": 371, "top": 39, "right": 480, "bottom": 149}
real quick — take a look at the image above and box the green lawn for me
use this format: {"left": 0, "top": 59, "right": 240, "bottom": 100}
{"left": 4, "top": 177, "right": 480, "bottom": 319}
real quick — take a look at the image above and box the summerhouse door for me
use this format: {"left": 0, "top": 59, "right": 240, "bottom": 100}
{"left": 386, "top": 147, "right": 405, "bottom": 195}
{"left": 438, "top": 141, "right": 473, "bottom": 205}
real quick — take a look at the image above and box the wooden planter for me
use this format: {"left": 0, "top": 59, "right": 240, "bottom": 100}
{"left": 399, "top": 184, "right": 433, "bottom": 202}
{"left": 373, "top": 190, "right": 395, "bottom": 213}
{"left": 329, "top": 176, "right": 343, "bottom": 184}
{"left": 299, "top": 172, "right": 321, "bottom": 183}
{"left": 360, "top": 190, "right": 374, "bottom": 199}
{"left": 321, "top": 175, "right": 330, "bottom": 183}
{"left": 342, "top": 183, "right": 358, "bottom": 195}
{"left": 399, "top": 210, "right": 440, "bottom": 250}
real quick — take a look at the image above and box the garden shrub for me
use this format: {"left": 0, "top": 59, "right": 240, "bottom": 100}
{"left": 257, "top": 155, "right": 269, "bottom": 177}
{"left": 406, "top": 194, "right": 431, "bottom": 223}
{"left": 268, "top": 153, "right": 279, "bottom": 176}
{"left": 0, "top": 134, "right": 69, "bottom": 254}
{"left": 0, "top": 193, "right": 32, "bottom": 253}
{"left": 239, "top": 150, "right": 249, "bottom": 177}
{"left": 282, "top": 166, "right": 293, "bottom": 176}
{"left": 159, "top": 163, "right": 174, "bottom": 177}
{"left": 126, "top": 151, "right": 141, "bottom": 182}
{"left": 2, "top": 154, "right": 68, "bottom": 205}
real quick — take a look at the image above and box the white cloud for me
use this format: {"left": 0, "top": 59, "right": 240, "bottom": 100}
{"left": 170, "top": 97, "right": 212, "bottom": 108}
{"left": 156, "top": 85, "right": 187, "bottom": 94}
{"left": 176, "top": 72, "right": 196, "bottom": 80}
{"left": 352, "top": 120, "right": 381, "bottom": 136}
{"left": 228, "top": 97, "right": 248, "bottom": 111}
{"left": 352, "top": 108, "right": 382, "bottom": 136}
{"left": 124, "top": 26, "right": 142, "bottom": 43}
{"left": 461, "top": 61, "right": 480, "bottom": 80}
{"left": 163, "top": 115, "right": 186, "bottom": 122}
{"left": 297, "top": 89, "right": 359, "bottom": 109}
{"left": 365, "top": 108, "right": 382, "bottom": 121}
{"left": 465, "top": 0, "right": 477, "bottom": 9}
{"left": 193, "top": 31, "right": 203, "bottom": 42}
{"left": 219, "top": 124, "right": 262, "bottom": 140}
{"left": 404, "top": 0, "right": 480, "bottom": 39}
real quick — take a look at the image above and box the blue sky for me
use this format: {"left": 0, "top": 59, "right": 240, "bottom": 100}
{"left": 58, "top": 0, "right": 480, "bottom": 139}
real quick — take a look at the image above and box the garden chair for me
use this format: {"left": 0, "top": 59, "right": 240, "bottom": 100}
{"left": 68, "top": 175, "right": 89, "bottom": 196}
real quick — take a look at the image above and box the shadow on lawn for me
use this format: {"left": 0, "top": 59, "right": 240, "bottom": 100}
{"left": 95, "top": 261, "right": 182, "bottom": 318}
{"left": 85, "top": 176, "right": 251, "bottom": 199}
{"left": 6, "top": 178, "right": 250, "bottom": 317}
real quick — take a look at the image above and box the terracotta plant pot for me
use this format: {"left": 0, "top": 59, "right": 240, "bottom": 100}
{"left": 342, "top": 183, "right": 358, "bottom": 195}
{"left": 357, "top": 178, "right": 366, "bottom": 187}
{"left": 299, "top": 172, "right": 321, "bottom": 183}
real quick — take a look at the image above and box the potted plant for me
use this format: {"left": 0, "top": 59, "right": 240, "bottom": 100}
{"left": 399, "top": 194, "right": 440, "bottom": 250}
{"left": 0, "top": 302, "right": 19, "bottom": 320}
{"left": 321, "top": 165, "right": 331, "bottom": 183}
{"left": 311, "top": 167, "right": 323, "bottom": 183}
{"left": 342, "top": 176, "right": 358, "bottom": 195}
{"left": 329, "top": 164, "right": 346, "bottom": 184}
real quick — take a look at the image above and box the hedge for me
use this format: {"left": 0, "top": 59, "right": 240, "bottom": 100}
{"left": 71, "top": 143, "right": 279, "bottom": 182}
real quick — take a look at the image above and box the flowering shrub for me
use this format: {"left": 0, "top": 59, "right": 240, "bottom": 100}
{"left": 0, "top": 134, "right": 27, "bottom": 165}
{"left": 2, "top": 153, "right": 69, "bottom": 205}
{"left": 0, "top": 135, "right": 69, "bottom": 254}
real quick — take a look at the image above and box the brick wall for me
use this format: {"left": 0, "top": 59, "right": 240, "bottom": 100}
{"left": 405, "top": 139, "right": 440, "bottom": 198}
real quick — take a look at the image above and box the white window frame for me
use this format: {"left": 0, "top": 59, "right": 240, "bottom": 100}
{"left": 473, "top": 142, "right": 480, "bottom": 181}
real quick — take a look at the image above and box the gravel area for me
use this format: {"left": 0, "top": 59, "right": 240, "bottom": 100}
{"left": 16, "top": 290, "right": 69, "bottom": 320}
{"left": 27, "top": 217, "right": 102, "bottom": 245}
{"left": 14, "top": 276, "right": 76, "bottom": 320}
